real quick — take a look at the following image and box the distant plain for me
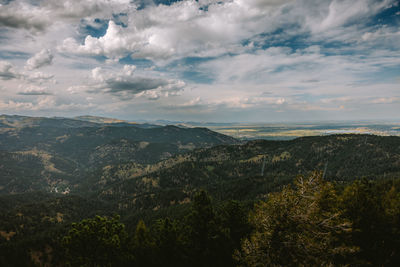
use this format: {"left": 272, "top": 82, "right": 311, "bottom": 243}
{"left": 181, "top": 121, "right": 400, "bottom": 140}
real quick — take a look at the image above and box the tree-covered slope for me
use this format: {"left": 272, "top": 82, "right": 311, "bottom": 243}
{"left": 0, "top": 115, "right": 238, "bottom": 194}
{"left": 94, "top": 134, "right": 400, "bottom": 212}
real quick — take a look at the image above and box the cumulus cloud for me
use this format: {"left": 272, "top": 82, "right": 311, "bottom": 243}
{"left": 0, "top": 95, "right": 56, "bottom": 112}
{"left": 41, "top": 0, "right": 132, "bottom": 19}
{"left": 57, "top": 0, "right": 398, "bottom": 63}
{"left": 58, "top": 0, "right": 290, "bottom": 61}
{"left": 0, "top": 60, "right": 55, "bottom": 82}
{"left": 17, "top": 86, "right": 53, "bottom": 96}
{"left": 0, "top": 97, "right": 94, "bottom": 113}
{"left": 26, "top": 49, "right": 54, "bottom": 70}
{"left": 25, "top": 71, "right": 55, "bottom": 84}
{"left": 0, "top": 4, "right": 49, "bottom": 32}
{"left": 0, "top": 61, "right": 20, "bottom": 80}
{"left": 0, "top": 0, "right": 133, "bottom": 32}
{"left": 85, "top": 65, "right": 185, "bottom": 100}
{"left": 59, "top": 21, "right": 143, "bottom": 59}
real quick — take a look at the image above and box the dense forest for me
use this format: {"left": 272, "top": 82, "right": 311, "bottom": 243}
{"left": 1, "top": 173, "right": 399, "bottom": 266}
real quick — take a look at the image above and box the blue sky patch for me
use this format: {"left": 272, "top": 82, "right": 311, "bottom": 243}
{"left": 0, "top": 50, "right": 30, "bottom": 60}
{"left": 119, "top": 56, "right": 154, "bottom": 68}
{"left": 80, "top": 18, "right": 109, "bottom": 39}
{"left": 181, "top": 70, "right": 215, "bottom": 84}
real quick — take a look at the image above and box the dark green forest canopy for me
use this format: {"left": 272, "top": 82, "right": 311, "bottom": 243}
{"left": 2, "top": 175, "right": 399, "bottom": 266}
{"left": 91, "top": 134, "right": 400, "bottom": 213}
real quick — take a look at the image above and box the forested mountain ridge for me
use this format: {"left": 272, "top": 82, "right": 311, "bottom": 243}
{"left": 91, "top": 134, "right": 400, "bottom": 213}
{"left": 0, "top": 115, "right": 238, "bottom": 194}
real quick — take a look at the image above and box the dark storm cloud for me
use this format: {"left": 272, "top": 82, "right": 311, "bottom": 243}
{"left": 87, "top": 66, "right": 185, "bottom": 100}
{"left": 104, "top": 77, "right": 169, "bottom": 94}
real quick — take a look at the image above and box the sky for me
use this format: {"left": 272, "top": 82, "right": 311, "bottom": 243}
{"left": 0, "top": 0, "right": 399, "bottom": 122}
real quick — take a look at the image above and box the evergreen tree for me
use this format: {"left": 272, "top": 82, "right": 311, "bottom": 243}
{"left": 185, "top": 190, "right": 229, "bottom": 267}
{"left": 238, "top": 172, "right": 356, "bottom": 266}
{"left": 62, "top": 215, "right": 128, "bottom": 266}
{"left": 341, "top": 179, "right": 400, "bottom": 265}
{"left": 218, "top": 200, "right": 252, "bottom": 266}
{"left": 152, "top": 217, "right": 185, "bottom": 266}
{"left": 130, "top": 220, "right": 155, "bottom": 266}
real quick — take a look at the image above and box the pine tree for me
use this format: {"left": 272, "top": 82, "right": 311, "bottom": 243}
{"left": 62, "top": 215, "right": 128, "bottom": 266}
{"left": 237, "top": 172, "right": 356, "bottom": 266}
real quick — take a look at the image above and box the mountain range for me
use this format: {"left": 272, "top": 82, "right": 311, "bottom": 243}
{"left": 0, "top": 115, "right": 238, "bottom": 194}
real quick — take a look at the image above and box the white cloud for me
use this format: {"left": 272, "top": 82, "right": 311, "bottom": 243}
{"left": 59, "top": 21, "right": 143, "bottom": 59}
{"left": 370, "top": 97, "right": 400, "bottom": 104}
{"left": 42, "top": 0, "right": 132, "bottom": 20}
{"left": 26, "top": 49, "right": 54, "bottom": 70}
{"left": 0, "top": 61, "right": 20, "bottom": 80}
{"left": 58, "top": 0, "right": 291, "bottom": 62}
{"left": 67, "top": 85, "right": 87, "bottom": 94}
{"left": 56, "top": 0, "right": 398, "bottom": 64}
{"left": 0, "top": 95, "right": 97, "bottom": 114}
{"left": 0, "top": 60, "right": 55, "bottom": 83}
{"left": 0, "top": 2, "right": 50, "bottom": 32}
{"left": 0, "top": 0, "right": 133, "bottom": 33}
{"left": 164, "top": 94, "right": 288, "bottom": 112}
{"left": 17, "top": 85, "right": 53, "bottom": 96}
{"left": 23, "top": 72, "right": 55, "bottom": 85}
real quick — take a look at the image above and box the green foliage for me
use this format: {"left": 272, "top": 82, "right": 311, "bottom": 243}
{"left": 62, "top": 215, "right": 128, "bottom": 266}
{"left": 3, "top": 177, "right": 399, "bottom": 266}
{"left": 238, "top": 172, "right": 356, "bottom": 266}
{"left": 218, "top": 200, "right": 252, "bottom": 250}
{"left": 99, "top": 134, "right": 400, "bottom": 214}
{"left": 57, "top": 193, "right": 250, "bottom": 267}
{"left": 184, "top": 190, "right": 232, "bottom": 267}
{"left": 152, "top": 218, "right": 185, "bottom": 266}
{"left": 129, "top": 220, "right": 155, "bottom": 266}
{"left": 340, "top": 179, "right": 400, "bottom": 265}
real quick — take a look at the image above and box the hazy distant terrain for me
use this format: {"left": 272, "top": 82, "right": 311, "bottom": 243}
{"left": 182, "top": 121, "right": 400, "bottom": 140}
{"left": 81, "top": 117, "right": 400, "bottom": 140}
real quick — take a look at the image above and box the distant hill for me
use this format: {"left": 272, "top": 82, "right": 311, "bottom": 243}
{"left": 0, "top": 114, "right": 100, "bottom": 129}
{"left": 74, "top": 115, "right": 130, "bottom": 124}
{"left": 74, "top": 115, "right": 159, "bottom": 128}
{"left": 0, "top": 115, "right": 238, "bottom": 194}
